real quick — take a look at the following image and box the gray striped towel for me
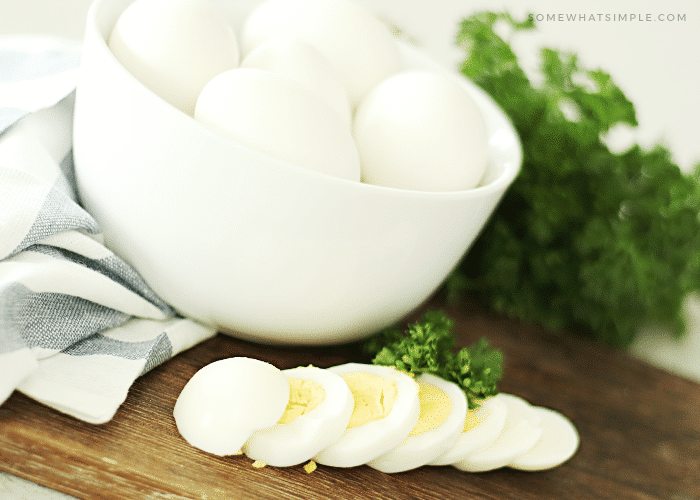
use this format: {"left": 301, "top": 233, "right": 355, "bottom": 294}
{"left": 0, "top": 37, "right": 217, "bottom": 424}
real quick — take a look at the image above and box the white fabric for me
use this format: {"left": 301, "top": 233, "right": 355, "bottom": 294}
{"left": 0, "top": 38, "right": 217, "bottom": 424}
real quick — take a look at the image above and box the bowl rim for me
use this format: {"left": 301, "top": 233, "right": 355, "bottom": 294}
{"left": 84, "top": 0, "right": 522, "bottom": 202}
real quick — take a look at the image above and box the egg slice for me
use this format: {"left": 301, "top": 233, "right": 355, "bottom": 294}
{"left": 173, "top": 357, "right": 289, "bottom": 456}
{"left": 509, "top": 407, "right": 580, "bottom": 471}
{"left": 242, "top": 365, "right": 354, "bottom": 467}
{"left": 313, "top": 363, "right": 420, "bottom": 468}
{"left": 429, "top": 393, "right": 508, "bottom": 466}
{"left": 366, "top": 373, "right": 467, "bottom": 473}
{"left": 452, "top": 393, "right": 543, "bottom": 472}
{"left": 240, "top": 37, "right": 351, "bottom": 126}
{"left": 108, "top": 0, "right": 239, "bottom": 116}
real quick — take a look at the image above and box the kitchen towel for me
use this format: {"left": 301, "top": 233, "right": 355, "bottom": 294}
{"left": 0, "top": 37, "right": 217, "bottom": 424}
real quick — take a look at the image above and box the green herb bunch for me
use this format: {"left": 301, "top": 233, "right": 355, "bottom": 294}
{"left": 364, "top": 311, "right": 503, "bottom": 408}
{"left": 446, "top": 12, "right": 700, "bottom": 346}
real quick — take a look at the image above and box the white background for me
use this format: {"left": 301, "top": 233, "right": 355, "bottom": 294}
{"left": 1, "top": 0, "right": 699, "bottom": 498}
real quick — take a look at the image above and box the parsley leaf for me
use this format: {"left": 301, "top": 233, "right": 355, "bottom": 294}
{"left": 364, "top": 311, "right": 503, "bottom": 408}
{"left": 446, "top": 12, "right": 700, "bottom": 347}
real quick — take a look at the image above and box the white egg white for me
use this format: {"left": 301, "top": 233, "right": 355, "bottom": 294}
{"left": 366, "top": 373, "right": 467, "bottom": 473}
{"left": 108, "top": 0, "right": 239, "bottom": 116}
{"left": 452, "top": 393, "right": 543, "bottom": 472}
{"left": 194, "top": 67, "right": 360, "bottom": 182}
{"left": 313, "top": 363, "right": 420, "bottom": 468}
{"left": 242, "top": 365, "right": 354, "bottom": 467}
{"left": 509, "top": 406, "right": 580, "bottom": 471}
{"left": 173, "top": 357, "right": 289, "bottom": 456}
{"left": 429, "top": 393, "right": 508, "bottom": 466}
{"left": 353, "top": 70, "right": 488, "bottom": 192}
{"left": 240, "top": 36, "right": 351, "bottom": 126}
{"left": 239, "top": 0, "right": 402, "bottom": 106}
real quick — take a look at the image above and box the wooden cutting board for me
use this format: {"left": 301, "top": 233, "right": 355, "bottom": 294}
{"left": 1, "top": 297, "right": 699, "bottom": 500}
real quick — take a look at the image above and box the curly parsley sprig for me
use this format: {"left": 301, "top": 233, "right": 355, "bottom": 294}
{"left": 363, "top": 311, "right": 503, "bottom": 408}
{"left": 446, "top": 12, "right": 700, "bottom": 347}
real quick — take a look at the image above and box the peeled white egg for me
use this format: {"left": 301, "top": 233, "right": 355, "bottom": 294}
{"left": 242, "top": 365, "right": 354, "bottom": 467}
{"left": 429, "top": 393, "right": 508, "bottom": 466}
{"left": 353, "top": 70, "right": 489, "bottom": 192}
{"left": 366, "top": 373, "right": 467, "bottom": 473}
{"left": 194, "top": 68, "right": 360, "bottom": 182}
{"left": 509, "top": 406, "right": 580, "bottom": 471}
{"left": 240, "top": 37, "right": 351, "bottom": 126}
{"left": 108, "top": 0, "right": 239, "bottom": 115}
{"left": 173, "top": 357, "right": 289, "bottom": 456}
{"left": 240, "top": 0, "right": 402, "bottom": 106}
{"left": 452, "top": 393, "right": 543, "bottom": 472}
{"left": 313, "top": 363, "right": 420, "bottom": 468}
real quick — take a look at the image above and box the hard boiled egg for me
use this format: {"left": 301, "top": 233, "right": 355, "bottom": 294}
{"left": 429, "top": 393, "right": 508, "bottom": 466}
{"left": 366, "top": 373, "right": 467, "bottom": 473}
{"left": 194, "top": 68, "right": 360, "bottom": 182}
{"left": 353, "top": 70, "right": 489, "bottom": 192}
{"left": 509, "top": 406, "right": 580, "bottom": 471}
{"left": 240, "top": 37, "right": 351, "bottom": 126}
{"left": 240, "top": 0, "right": 402, "bottom": 106}
{"left": 452, "top": 393, "right": 543, "bottom": 472}
{"left": 173, "top": 357, "right": 289, "bottom": 456}
{"left": 108, "top": 0, "right": 239, "bottom": 115}
{"left": 242, "top": 365, "right": 354, "bottom": 467}
{"left": 313, "top": 363, "right": 420, "bottom": 468}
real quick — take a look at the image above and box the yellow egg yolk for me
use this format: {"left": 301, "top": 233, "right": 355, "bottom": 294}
{"left": 408, "top": 382, "right": 452, "bottom": 436}
{"left": 341, "top": 372, "right": 398, "bottom": 428}
{"left": 463, "top": 400, "right": 486, "bottom": 432}
{"left": 277, "top": 377, "right": 326, "bottom": 425}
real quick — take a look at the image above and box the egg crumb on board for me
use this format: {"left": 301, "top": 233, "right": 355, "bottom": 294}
{"left": 173, "top": 357, "right": 579, "bottom": 474}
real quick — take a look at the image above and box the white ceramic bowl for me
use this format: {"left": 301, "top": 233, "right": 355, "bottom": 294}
{"left": 73, "top": 0, "right": 522, "bottom": 345}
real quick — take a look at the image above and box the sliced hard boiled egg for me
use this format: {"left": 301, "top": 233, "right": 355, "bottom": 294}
{"left": 429, "top": 393, "right": 508, "bottom": 466}
{"left": 173, "top": 357, "right": 289, "bottom": 456}
{"left": 366, "top": 373, "right": 467, "bottom": 473}
{"left": 242, "top": 365, "right": 354, "bottom": 467}
{"left": 452, "top": 393, "right": 543, "bottom": 472}
{"left": 509, "top": 406, "right": 580, "bottom": 471}
{"left": 313, "top": 363, "right": 420, "bottom": 468}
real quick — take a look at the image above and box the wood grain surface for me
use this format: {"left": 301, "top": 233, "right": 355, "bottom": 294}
{"left": 1, "top": 297, "right": 699, "bottom": 500}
